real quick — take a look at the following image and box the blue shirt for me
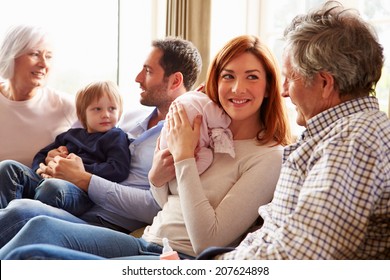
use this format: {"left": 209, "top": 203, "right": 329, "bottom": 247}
{"left": 87, "top": 108, "right": 163, "bottom": 231}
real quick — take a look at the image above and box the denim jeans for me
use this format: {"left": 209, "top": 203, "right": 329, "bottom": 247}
{"left": 0, "top": 160, "right": 41, "bottom": 208}
{"left": 34, "top": 178, "right": 94, "bottom": 216}
{"left": 4, "top": 244, "right": 106, "bottom": 260}
{"left": 0, "top": 199, "right": 87, "bottom": 248}
{"left": 0, "top": 215, "right": 195, "bottom": 260}
{"left": 4, "top": 243, "right": 183, "bottom": 259}
{"left": 0, "top": 215, "right": 181, "bottom": 259}
{"left": 0, "top": 160, "right": 94, "bottom": 216}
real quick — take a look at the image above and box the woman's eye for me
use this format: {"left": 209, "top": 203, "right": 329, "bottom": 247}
{"left": 248, "top": 75, "right": 259, "bottom": 80}
{"left": 221, "top": 74, "right": 234, "bottom": 80}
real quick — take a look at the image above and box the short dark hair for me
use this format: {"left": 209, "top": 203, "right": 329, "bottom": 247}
{"left": 152, "top": 37, "right": 202, "bottom": 90}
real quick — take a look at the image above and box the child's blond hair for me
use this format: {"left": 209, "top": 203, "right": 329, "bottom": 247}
{"left": 75, "top": 81, "right": 123, "bottom": 129}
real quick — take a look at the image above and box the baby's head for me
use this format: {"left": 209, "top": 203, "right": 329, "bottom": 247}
{"left": 76, "top": 80, "right": 123, "bottom": 133}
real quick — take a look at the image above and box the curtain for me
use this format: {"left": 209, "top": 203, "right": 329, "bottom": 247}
{"left": 166, "top": 0, "right": 211, "bottom": 87}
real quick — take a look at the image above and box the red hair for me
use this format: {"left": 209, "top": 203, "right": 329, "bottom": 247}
{"left": 204, "top": 35, "right": 292, "bottom": 146}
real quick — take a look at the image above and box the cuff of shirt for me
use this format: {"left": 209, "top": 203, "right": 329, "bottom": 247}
{"left": 87, "top": 174, "right": 106, "bottom": 205}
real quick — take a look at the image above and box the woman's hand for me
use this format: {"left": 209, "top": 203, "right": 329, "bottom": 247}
{"left": 166, "top": 102, "right": 202, "bottom": 163}
{"left": 148, "top": 137, "right": 176, "bottom": 187}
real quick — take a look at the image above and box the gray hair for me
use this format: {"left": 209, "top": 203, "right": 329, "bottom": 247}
{"left": 283, "top": 1, "right": 384, "bottom": 97}
{"left": 0, "top": 24, "right": 51, "bottom": 80}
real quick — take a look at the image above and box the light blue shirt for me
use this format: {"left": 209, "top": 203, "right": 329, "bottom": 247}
{"left": 87, "top": 108, "right": 163, "bottom": 231}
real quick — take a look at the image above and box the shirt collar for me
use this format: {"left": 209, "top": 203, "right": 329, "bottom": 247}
{"left": 301, "top": 96, "right": 380, "bottom": 140}
{"left": 128, "top": 108, "right": 164, "bottom": 138}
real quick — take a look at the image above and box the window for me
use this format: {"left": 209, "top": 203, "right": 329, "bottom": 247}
{"left": 0, "top": 0, "right": 166, "bottom": 107}
{"left": 211, "top": 0, "right": 390, "bottom": 136}
{"left": 2, "top": 0, "right": 389, "bottom": 136}
{"left": 118, "top": 0, "right": 166, "bottom": 106}
{"left": 0, "top": 0, "right": 118, "bottom": 94}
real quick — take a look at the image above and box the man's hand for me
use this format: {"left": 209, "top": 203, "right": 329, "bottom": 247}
{"left": 40, "top": 153, "right": 92, "bottom": 192}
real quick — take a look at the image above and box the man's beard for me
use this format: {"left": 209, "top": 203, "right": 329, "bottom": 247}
{"left": 140, "top": 80, "right": 169, "bottom": 107}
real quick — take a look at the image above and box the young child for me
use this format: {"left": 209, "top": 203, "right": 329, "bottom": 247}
{"left": 31, "top": 80, "right": 131, "bottom": 216}
{"left": 159, "top": 90, "right": 235, "bottom": 175}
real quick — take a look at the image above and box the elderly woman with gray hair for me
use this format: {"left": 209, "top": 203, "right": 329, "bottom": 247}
{"left": 0, "top": 24, "right": 76, "bottom": 167}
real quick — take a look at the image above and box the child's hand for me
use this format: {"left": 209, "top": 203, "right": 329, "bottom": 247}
{"left": 45, "top": 146, "right": 69, "bottom": 164}
{"left": 36, "top": 163, "right": 53, "bottom": 178}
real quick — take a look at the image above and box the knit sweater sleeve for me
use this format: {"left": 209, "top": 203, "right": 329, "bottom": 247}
{"left": 175, "top": 143, "right": 282, "bottom": 255}
{"left": 150, "top": 182, "right": 169, "bottom": 209}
